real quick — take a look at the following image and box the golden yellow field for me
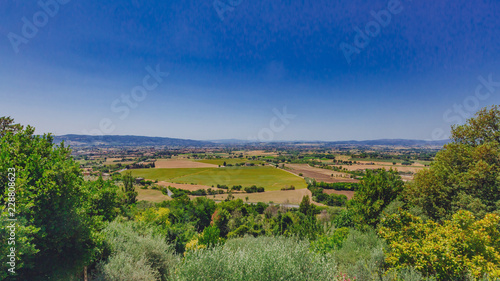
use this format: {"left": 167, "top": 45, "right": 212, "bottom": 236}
{"left": 202, "top": 188, "right": 321, "bottom": 205}
{"left": 286, "top": 164, "right": 358, "bottom": 183}
{"left": 341, "top": 161, "right": 426, "bottom": 173}
{"left": 136, "top": 187, "right": 170, "bottom": 203}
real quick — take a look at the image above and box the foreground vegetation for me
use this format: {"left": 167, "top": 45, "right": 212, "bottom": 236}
{"left": 1, "top": 106, "right": 500, "bottom": 280}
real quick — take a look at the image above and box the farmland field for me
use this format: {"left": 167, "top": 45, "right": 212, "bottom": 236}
{"left": 206, "top": 188, "right": 318, "bottom": 205}
{"left": 136, "top": 187, "right": 170, "bottom": 203}
{"left": 195, "top": 159, "right": 263, "bottom": 166}
{"left": 349, "top": 158, "right": 432, "bottom": 166}
{"left": 103, "top": 157, "right": 136, "bottom": 166}
{"left": 322, "top": 189, "right": 355, "bottom": 200}
{"left": 286, "top": 164, "right": 358, "bottom": 183}
{"left": 127, "top": 166, "right": 307, "bottom": 191}
{"left": 337, "top": 161, "right": 426, "bottom": 174}
{"left": 126, "top": 168, "right": 215, "bottom": 181}
{"left": 155, "top": 159, "right": 218, "bottom": 168}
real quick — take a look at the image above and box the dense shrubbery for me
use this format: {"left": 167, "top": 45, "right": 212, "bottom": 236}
{"left": 314, "top": 181, "right": 360, "bottom": 190}
{"left": 173, "top": 236, "right": 338, "bottom": 281}
{"left": 163, "top": 186, "right": 190, "bottom": 198}
{"left": 380, "top": 210, "right": 500, "bottom": 280}
{"left": 350, "top": 168, "right": 404, "bottom": 227}
{"left": 216, "top": 184, "right": 229, "bottom": 189}
{"left": 308, "top": 185, "right": 348, "bottom": 207}
{"left": 244, "top": 185, "right": 265, "bottom": 193}
{"left": 95, "top": 220, "right": 178, "bottom": 281}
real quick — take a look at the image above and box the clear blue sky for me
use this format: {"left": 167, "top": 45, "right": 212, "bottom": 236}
{"left": 1, "top": 0, "right": 499, "bottom": 141}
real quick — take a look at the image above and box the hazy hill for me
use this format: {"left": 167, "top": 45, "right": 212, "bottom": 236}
{"left": 53, "top": 134, "right": 213, "bottom": 147}
{"left": 323, "top": 139, "right": 449, "bottom": 147}
{"left": 53, "top": 135, "right": 449, "bottom": 148}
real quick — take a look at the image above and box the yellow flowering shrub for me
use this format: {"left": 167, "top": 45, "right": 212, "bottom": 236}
{"left": 184, "top": 238, "right": 206, "bottom": 257}
{"left": 379, "top": 210, "right": 500, "bottom": 280}
{"left": 136, "top": 207, "right": 171, "bottom": 227}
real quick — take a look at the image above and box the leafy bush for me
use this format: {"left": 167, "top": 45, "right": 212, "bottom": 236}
{"left": 310, "top": 227, "right": 350, "bottom": 254}
{"left": 100, "top": 251, "right": 160, "bottom": 281}
{"left": 231, "top": 185, "right": 242, "bottom": 191}
{"left": 191, "top": 189, "right": 207, "bottom": 196}
{"left": 281, "top": 185, "right": 296, "bottom": 191}
{"left": 96, "top": 220, "right": 179, "bottom": 281}
{"left": 333, "top": 209, "right": 356, "bottom": 228}
{"left": 172, "top": 236, "right": 337, "bottom": 281}
{"left": 333, "top": 229, "right": 387, "bottom": 280}
{"left": 167, "top": 187, "right": 191, "bottom": 198}
{"left": 244, "top": 185, "right": 265, "bottom": 193}
{"left": 379, "top": 210, "right": 500, "bottom": 280}
{"left": 350, "top": 169, "right": 404, "bottom": 227}
{"left": 314, "top": 181, "right": 360, "bottom": 191}
{"left": 198, "top": 225, "right": 221, "bottom": 248}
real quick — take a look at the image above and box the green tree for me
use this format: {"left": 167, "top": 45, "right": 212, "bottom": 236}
{"left": 122, "top": 172, "right": 138, "bottom": 205}
{"left": 299, "top": 195, "right": 313, "bottom": 216}
{"left": 0, "top": 121, "right": 101, "bottom": 280}
{"left": 406, "top": 106, "right": 500, "bottom": 220}
{"left": 350, "top": 168, "right": 404, "bottom": 227}
{"left": 86, "top": 176, "right": 121, "bottom": 222}
{"left": 211, "top": 208, "right": 231, "bottom": 237}
{"left": 198, "top": 225, "right": 221, "bottom": 248}
{"left": 0, "top": 116, "right": 22, "bottom": 137}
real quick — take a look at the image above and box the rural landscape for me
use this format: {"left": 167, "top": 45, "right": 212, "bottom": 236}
{"left": 2, "top": 106, "right": 500, "bottom": 280}
{"left": 2, "top": 0, "right": 499, "bottom": 280}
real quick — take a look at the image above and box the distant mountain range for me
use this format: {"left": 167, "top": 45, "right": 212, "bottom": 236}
{"left": 53, "top": 135, "right": 212, "bottom": 147}
{"left": 54, "top": 135, "right": 449, "bottom": 148}
{"left": 210, "top": 139, "right": 449, "bottom": 147}
{"left": 323, "top": 139, "right": 449, "bottom": 147}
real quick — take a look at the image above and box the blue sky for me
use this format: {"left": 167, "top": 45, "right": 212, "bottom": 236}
{"left": 1, "top": 0, "right": 499, "bottom": 141}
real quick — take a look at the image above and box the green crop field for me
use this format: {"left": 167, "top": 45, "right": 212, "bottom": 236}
{"left": 127, "top": 166, "right": 307, "bottom": 191}
{"left": 125, "top": 168, "right": 215, "bottom": 181}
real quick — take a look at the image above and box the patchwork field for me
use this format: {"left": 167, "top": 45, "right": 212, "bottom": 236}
{"left": 126, "top": 168, "right": 215, "bottom": 181}
{"left": 322, "top": 189, "right": 355, "bottom": 200}
{"left": 195, "top": 159, "right": 263, "bottom": 166}
{"left": 205, "top": 188, "right": 319, "bottom": 205}
{"left": 336, "top": 161, "right": 426, "bottom": 174}
{"left": 155, "top": 159, "right": 218, "bottom": 168}
{"left": 127, "top": 166, "right": 307, "bottom": 191}
{"left": 136, "top": 187, "right": 170, "bottom": 203}
{"left": 241, "top": 150, "right": 278, "bottom": 156}
{"left": 286, "top": 164, "right": 359, "bottom": 183}
{"left": 350, "top": 158, "right": 432, "bottom": 166}
{"left": 103, "top": 157, "right": 136, "bottom": 166}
